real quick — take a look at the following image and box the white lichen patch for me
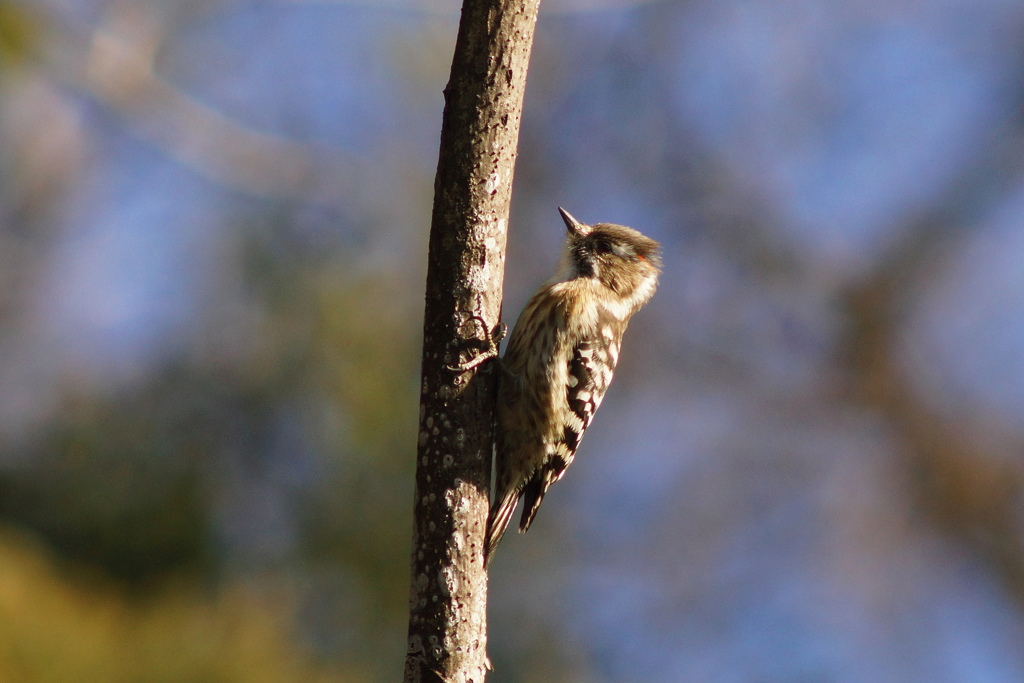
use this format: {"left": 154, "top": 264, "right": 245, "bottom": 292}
{"left": 483, "top": 169, "right": 502, "bottom": 195}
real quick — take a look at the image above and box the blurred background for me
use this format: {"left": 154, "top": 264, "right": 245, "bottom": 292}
{"left": 1, "top": 0, "right": 1024, "bottom": 680}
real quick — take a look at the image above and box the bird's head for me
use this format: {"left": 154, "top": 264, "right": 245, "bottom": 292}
{"left": 557, "top": 207, "right": 661, "bottom": 305}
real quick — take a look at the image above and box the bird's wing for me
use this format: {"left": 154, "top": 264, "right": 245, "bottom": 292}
{"left": 518, "top": 322, "right": 622, "bottom": 532}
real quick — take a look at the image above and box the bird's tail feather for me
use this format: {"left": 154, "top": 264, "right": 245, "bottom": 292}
{"left": 484, "top": 491, "right": 519, "bottom": 566}
{"left": 519, "top": 470, "right": 555, "bottom": 533}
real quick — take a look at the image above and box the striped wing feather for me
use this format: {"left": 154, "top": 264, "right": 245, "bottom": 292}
{"left": 518, "top": 318, "right": 623, "bottom": 532}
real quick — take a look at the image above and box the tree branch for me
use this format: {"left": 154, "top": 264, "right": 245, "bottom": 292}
{"left": 840, "top": 103, "right": 1024, "bottom": 600}
{"left": 404, "top": 2, "right": 540, "bottom": 682}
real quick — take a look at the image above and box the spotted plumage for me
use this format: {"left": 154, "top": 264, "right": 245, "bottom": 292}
{"left": 484, "top": 208, "right": 661, "bottom": 564}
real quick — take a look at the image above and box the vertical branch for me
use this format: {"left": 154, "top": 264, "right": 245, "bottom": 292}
{"left": 405, "top": 2, "right": 541, "bottom": 682}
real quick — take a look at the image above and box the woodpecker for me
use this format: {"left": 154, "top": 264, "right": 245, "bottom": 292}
{"left": 485, "top": 207, "right": 661, "bottom": 564}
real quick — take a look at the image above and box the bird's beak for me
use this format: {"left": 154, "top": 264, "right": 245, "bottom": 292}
{"left": 558, "top": 207, "right": 586, "bottom": 236}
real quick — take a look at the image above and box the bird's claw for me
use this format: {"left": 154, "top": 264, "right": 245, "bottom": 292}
{"left": 446, "top": 314, "right": 504, "bottom": 373}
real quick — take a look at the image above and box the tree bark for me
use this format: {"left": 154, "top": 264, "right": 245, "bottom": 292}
{"left": 404, "top": 2, "right": 541, "bottom": 682}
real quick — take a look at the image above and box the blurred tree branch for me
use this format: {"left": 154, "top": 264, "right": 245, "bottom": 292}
{"left": 404, "top": 1, "right": 540, "bottom": 682}
{"left": 840, "top": 101, "right": 1024, "bottom": 600}
{"left": 19, "top": 0, "right": 379, "bottom": 203}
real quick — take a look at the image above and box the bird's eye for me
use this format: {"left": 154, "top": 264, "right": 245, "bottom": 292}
{"left": 594, "top": 240, "right": 613, "bottom": 255}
